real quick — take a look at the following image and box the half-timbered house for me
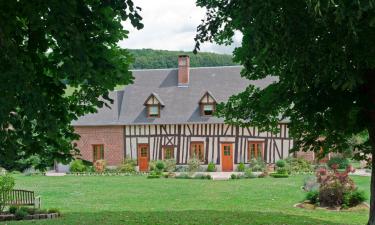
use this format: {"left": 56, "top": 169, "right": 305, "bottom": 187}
{"left": 72, "top": 55, "right": 293, "bottom": 171}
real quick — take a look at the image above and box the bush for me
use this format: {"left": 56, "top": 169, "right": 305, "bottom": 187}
{"left": 343, "top": 190, "right": 366, "bottom": 207}
{"left": 285, "top": 157, "right": 313, "bottom": 174}
{"left": 147, "top": 171, "right": 161, "bottom": 179}
{"left": 249, "top": 158, "right": 266, "bottom": 172}
{"left": 70, "top": 159, "right": 86, "bottom": 172}
{"left": 119, "top": 158, "right": 136, "bottom": 173}
{"left": 163, "top": 159, "right": 176, "bottom": 172}
{"left": 0, "top": 174, "right": 15, "bottom": 212}
{"left": 244, "top": 168, "right": 257, "bottom": 178}
{"left": 93, "top": 160, "right": 106, "bottom": 173}
{"left": 175, "top": 173, "right": 191, "bottom": 179}
{"left": 15, "top": 207, "right": 29, "bottom": 220}
{"left": 305, "top": 191, "right": 319, "bottom": 204}
{"left": 230, "top": 174, "right": 238, "bottom": 179}
{"left": 193, "top": 174, "right": 211, "bottom": 179}
{"left": 48, "top": 208, "right": 61, "bottom": 215}
{"left": 155, "top": 161, "right": 165, "bottom": 171}
{"left": 276, "top": 167, "right": 288, "bottom": 175}
{"left": 175, "top": 166, "right": 187, "bottom": 172}
{"left": 303, "top": 176, "right": 319, "bottom": 192}
{"left": 270, "top": 173, "right": 289, "bottom": 178}
{"left": 9, "top": 205, "right": 18, "bottom": 214}
{"left": 187, "top": 156, "right": 202, "bottom": 173}
{"left": 327, "top": 156, "right": 350, "bottom": 170}
{"left": 276, "top": 160, "right": 286, "bottom": 168}
{"left": 237, "top": 162, "right": 245, "bottom": 172}
{"left": 207, "top": 162, "right": 216, "bottom": 172}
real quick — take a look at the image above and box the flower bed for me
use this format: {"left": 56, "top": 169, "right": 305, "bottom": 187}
{"left": 0, "top": 212, "right": 59, "bottom": 221}
{"left": 66, "top": 172, "right": 148, "bottom": 176}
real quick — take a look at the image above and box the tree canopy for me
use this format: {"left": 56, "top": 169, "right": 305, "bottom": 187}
{"left": 129, "top": 49, "right": 236, "bottom": 69}
{"left": 194, "top": 0, "right": 375, "bottom": 224}
{"left": 0, "top": 0, "right": 142, "bottom": 170}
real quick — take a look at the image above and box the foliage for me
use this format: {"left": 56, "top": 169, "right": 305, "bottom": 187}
{"left": 207, "top": 162, "right": 216, "bottom": 172}
{"left": 248, "top": 158, "right": 266, "bottom": 172}
{"left": 69, "top": 160, "right": 87, "bottom": 173}
{"left": 270, "top": 173, "right": 289, "bottom": 178}
{"left": 244, "top": 168, "right": 257, "bottom": 178}
{"left": 303, "top": 176, "right": 319, "bottom": 192}
{"left": 286, "top": 157, "right": 313, "bottom": 174}
{"left": 305, "top": 191, "right": 319, "bottom": 204}
{"left": 193, "top": 174, "right": 211, "bottom": 180}
{"left": 119, "top": 158, "right": 136, "bottom": 173}
{"left": 194, "top": 1, "right": 375, "bottom": 222}
{"left": 237, "top": 162, "right": 246, "bottom": 172}
{"left": 316, "top": 166, "right": 357, "bottom": 207}
{"left": 276, "top": 160, "right": 286, "bottom": 168}
{"left": 155, "top": 161, "right": 165, "bottom": 171}
{"left": 327, "top": 157, "right": 350, "bottom": 170}
{"left": 93, "top": 160, "right": 106, "bottom": 173}
{"left": 147, "top": 171, "right": 161, "bottom": 179}
{"left": 0, "top": 0, "right": 143, "bottom": 171}
{"left": 175, "top": 173, "right": 192, "bottom": 179}
{"left": 0, "top": 174, "right": 15, "bottom": 212}
{"left": 175, "top": 166, "right": 188, "bottom": 172}
{"left": 129, "top": 49, "right": 236, "bottom": 69}
{"left": 230, "top": 174, "right": 237, "bottom": 179}
{"left": 9, "top": 205, "right": 17, "bottom": 214}
{"left": 163, "top": 159, "right": 176, "bottom": 172}
{"left": 15, "top": 207, "right": 29, "bottom": 220}
{"left": 276, "top": 168, "right": 289, "bottom": 175}
{"left": 343, "top": 190, "right": 367, "bottom": 207}
{"left": 187, "top": 156, "right": 202, "bottom": 173}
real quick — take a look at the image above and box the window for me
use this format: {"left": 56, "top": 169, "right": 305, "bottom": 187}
{"left": 199, "top": 91, "right": 217, "bottom": 117}
{"left": 224, "top": 146, "right": 231, "bottom": 156}
{"left": 144, "top": 93, "right": 164, "bottom": 118}
{"left": 140, "top": 146, "right": 148, "bottom": 157}
{"left": 247, "top": 141, "right": 264, "bottom": 162}
{"left": 148, "top": 105, "right": 160, "bottom": 117}
{"left": 93, "top": 144, "right": 104, "bottom": 162}
{"left": 163, "top": 146, "right": 174, "bottom": 160}
{"left": 190, "top": 142, "right": 204, "bottom": 161}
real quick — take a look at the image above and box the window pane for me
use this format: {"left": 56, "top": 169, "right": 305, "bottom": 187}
{"left": 203, "top": 105, "right": 213, "bottom": 110}
{"left": 141, "top": 147, "right": 148, "bottom": 157}
{"left": 149, "top": 106, "right": 159, "bottom": 116}
{"left": 164, "top": 147, "right": 174, "bottom": 159}
{"left": 257, "top": 143, "right": 263, "bottom": 159}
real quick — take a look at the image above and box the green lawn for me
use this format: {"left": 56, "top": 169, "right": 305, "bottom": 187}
{"left": 5, "top": 175, "right": 370, "bottom": 225}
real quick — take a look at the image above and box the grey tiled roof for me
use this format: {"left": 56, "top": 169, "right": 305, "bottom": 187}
{"left": 72, "top": 66, "right": 277, "bottom": 126}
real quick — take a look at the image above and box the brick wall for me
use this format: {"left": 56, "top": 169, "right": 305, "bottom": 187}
{"left": 74, "top": 126, "right": 124, "bottom": 166}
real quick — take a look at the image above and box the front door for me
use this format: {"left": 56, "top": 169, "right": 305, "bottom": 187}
{"left": 221, "top": 143, "right": 233, "bottom": 171}
{"left": 138, "top": 144, "right": 149, "bottom": 171}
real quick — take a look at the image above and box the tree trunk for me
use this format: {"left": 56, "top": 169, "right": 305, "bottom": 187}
{"left": 365, "top": 70, "right": 375, "bottom": 225}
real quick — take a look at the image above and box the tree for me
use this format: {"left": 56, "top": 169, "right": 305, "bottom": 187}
{"left": 0, "top": 1, "right": 142, "bottom": 170}
{"left": 194, "top": 1, "right": 375, "bottom": 224}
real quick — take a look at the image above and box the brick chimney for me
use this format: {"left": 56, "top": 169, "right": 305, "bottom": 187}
{"left": 178, "top": 55, "right": 190, "bottom": 87}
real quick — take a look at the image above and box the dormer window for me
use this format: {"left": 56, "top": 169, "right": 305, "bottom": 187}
{"left": 199, "top": 91, "right": 217, "bottom": 117}
{"left": 144, "top": 93, "right": 164, "bottom": 118}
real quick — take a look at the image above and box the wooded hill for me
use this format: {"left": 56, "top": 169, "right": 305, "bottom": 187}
{"left": 128, "top": 49, "right": 237, "bottom": 69}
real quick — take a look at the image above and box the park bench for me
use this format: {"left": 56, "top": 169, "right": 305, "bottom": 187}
{"left": 2, "top": 189, "right": 41, "bottom": 208}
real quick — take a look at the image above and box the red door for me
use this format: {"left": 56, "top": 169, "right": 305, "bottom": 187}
{"left": 221, "top": 143, "right": 233, "bottom": 171}
{"left": 138, "top": 144, "right": 149, "bottom": 172}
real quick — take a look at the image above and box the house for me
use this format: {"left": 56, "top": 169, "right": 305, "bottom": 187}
{"left": 72, "top": 55, "right": 294, "bottom": 171}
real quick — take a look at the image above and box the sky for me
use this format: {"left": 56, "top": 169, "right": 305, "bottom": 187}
{"left": 118, "top": 0, "right": 241, "bottom": 54}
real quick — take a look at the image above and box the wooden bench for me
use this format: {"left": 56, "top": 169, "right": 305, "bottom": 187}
{"left": 2, "top": 189, "right": 41, "bottom": 208}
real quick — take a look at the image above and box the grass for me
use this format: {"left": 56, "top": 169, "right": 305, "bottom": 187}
{"left": 5, "top": 175, "right": 370, "bottom": 225}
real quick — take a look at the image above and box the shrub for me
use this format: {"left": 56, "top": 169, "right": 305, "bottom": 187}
{"left": 276, "top": 167, "right": 289, "bottom": 175}
{"left": 155, "top": 161, "right": 165, "bottom": 171}
{"left": 15, "top": 207, "right": 29, "bottom": 220}
{"left": 327, "top": 156, "right": 350, "bottom": 170}
{"left": 305, "top": 191, "right": 319, "bottom": 204}
{"left": 276, "top": 160, "right": 286, "bottom": 168}
{"left": 187, "top": 156, "right": 202, "bottom": 173}
{"left": 118, "top": 157, "right": 136, "bottom": 173}
{"left": 163, "top": 159, "right": 176, "bottom": 172}
{"left": 0, "top": 174, "right": 15, "bottom": 212}
{"left": 207, "top": 162, "right": 216, "bottom": 172}
{"left": 270, "top": 173, "right": 289, "bottom": 178}
{"left": 230, "top": 174, "right": 237, "bottom": 179}
{"left": 237, "top": 162, "right": 246, "bottom": 172}
{"left": 303, "top": 176, "right": 319, "bottom": 192}
{"left": 206, "top": 174, "right": 212, "bottom": 179}
{"left": 249, "top": 158, "right": 266, "bottom": 172}
{"left": 94, "top": 160, "right": 106, "bottom": 173}
{"left": 343, "top": 190, "right": 366, "bottom": 207}
{"left": 147, "top": 171, "right": 161, "bottom": 179}
{"left": 70, "top": 159, "right": 86, "bottom": 172}
{"left": 48, "top": 208, "right": 61, "bottom": 215}
{"left": 258, "top": 172, "right": 268, "bottom": 178}
{"left": 9, "top": 205, "right": 18, "bottom": 214}
{"left": 175, "top": 173, "right": 191, "bottom": 179}
{"left": 285, "top": 157, "right": 313, "bottom": 174}
{"left": 244, "top": 168, "right": 257, "bottom": 178}
{"left": 175, "top": 166, "right": 187, "bottom": 172}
